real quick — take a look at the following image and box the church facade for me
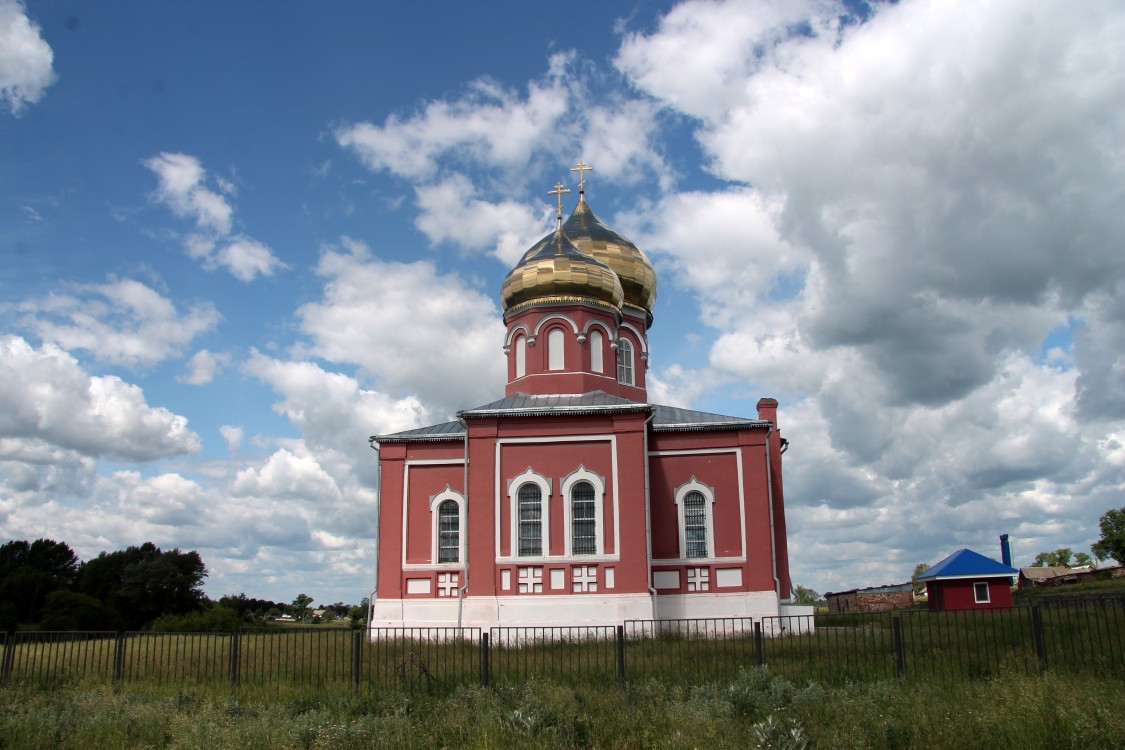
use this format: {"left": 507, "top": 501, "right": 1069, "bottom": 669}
{"left": 370, "top": 173, "right": 796, "bottom": 628}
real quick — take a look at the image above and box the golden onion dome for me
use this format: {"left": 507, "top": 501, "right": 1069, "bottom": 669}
{"left": 563, "top": 195, "right": 657, "bottom": 324}
{"left": 501, "top": 225, "right": 624, "bottom": 314}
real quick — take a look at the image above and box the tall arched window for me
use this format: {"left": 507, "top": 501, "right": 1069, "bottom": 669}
{"left": 570, "top": 481, "right": 597, "bottom": 555}
{"left": 515, "top": 335, "right": 527, "bottom": 378}
{"left": 517, "top": 483, "right": 543, "bottom": 556}
{"left": 437, "top": 500, "right": 460, "bottom": 563}
{"left": 617, "top": 338, "right": 634, "bottom": 385}
{"left": 683, "top": 491, "right": 708, "bottom": 558}
{"left": 548, "top": 328, "right": 565, "bottom": 371}
{"left": 590, "top": 330, "right": 604, "bottom": 373}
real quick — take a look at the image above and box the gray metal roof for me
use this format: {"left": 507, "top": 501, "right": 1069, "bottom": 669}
{"left": 373, "top": 392, "right": 770, "bottom": 443}
{"left": 651, "top": 404, "right": 769, "bottom": 432}
{"left": 373, "top": 420, "right": 465, "bottom": 443}
{"left": 459, "top": 391, "right": 650, "bottom": 418}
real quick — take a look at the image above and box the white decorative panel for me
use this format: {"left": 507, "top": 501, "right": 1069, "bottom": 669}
{"left": 518, "top": 566, "right": 543, "bottom": 593}
{"left": 715, "top": 568, "right": 742, "bottom": 588}
{"left": 406, "top": 578, "right": 432, "bottom": 595}
{"left": 687, "top": 567, "right": 710, "bottom": 592}
{"left": 604, "top": 567, "right": 615, "bottom": 589}
{"left": 550, "top": 568, "right": 565, "bottom": 590}
{"left": 572, "top": 565, "right": 597, "bottom": 593}
{"left": 653, "top": 570, "right": 680, "bottom": 590}
{"left": 501, "top": 569, "right": 511, "bottom": 591}
{"left": 437, "top": 572, "right": 459, "bottom": 597}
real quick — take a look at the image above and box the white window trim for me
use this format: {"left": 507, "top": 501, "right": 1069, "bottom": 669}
{"left": 560, "top": 465, "right": 606, "bottom": 556}
{"left": 674, "top": 476, "right": 716, "bottom": 560}
{"left": 973, "top": 581, "right": 990, "bottom": 604}
{"left": 429, "top": 486, "right": 465, "bottom": 566}
{"left": 507, "top": 467, "right": 551, "bottom": 557}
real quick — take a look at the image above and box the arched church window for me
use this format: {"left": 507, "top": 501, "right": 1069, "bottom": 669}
{"left": 517, "top": 483, "right": 543, "bottom": 556}
{"left": 617, "top": 338, "right": 634, "bottom": 385}
{"left": 515, "top": 335, "right": 526, "bottom": 378}
{"left": 590, "top": 330, "right": 604, "bottom": 373}
{"left": 571, "top": 481, "right": 597, "bottom": 555}
{"left": 548, "top": 328, "right": 565, "bottom": 371}
{"left": 683, "top": 491, "right": 708, "bottom": 558}
{"left": 437, "top": 500, "right": 460, "bottom": 563}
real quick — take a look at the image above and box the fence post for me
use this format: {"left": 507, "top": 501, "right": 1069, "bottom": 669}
{"left": 0, "top": 633, "right": 15, "bottom": 686}
{"left": 229, "top": 630, "right": 241, "bottom": 687}
{"left": 754, "top": 621, "right": 764, "bottom": 666}
{"left": 113, "top": 632, "right": 126, "bottom": 681}
{"left": 891, "top": 615, "right": 905, "bottom": 679}
{"left": 480, "top": 632, "right": 491, "bottom": 688}
{"left": 1030, "top": 605, "right": 1047, "bottom": 673}
{"left": 616, "top": 625, "right": 626, "bottom": 686}
{"left": 352, "top": 630, "right": 363, "bottom": 689}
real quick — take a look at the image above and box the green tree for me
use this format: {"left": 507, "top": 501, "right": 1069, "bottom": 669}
{"left": 1033, "top": 548, "right": 1076, "bottom": 567}
{"left": 37, "top": 590, "right": 123, "bottom": 631}
{"left": 911, "top": 563, "right": 931, "bottom": 595}
{"left": 77, "top": 543, "right": 207, "bottom": 629}
{"left": 792, "top": 584, "right": 821, "bottom": 605}
{"left": 291, "top": 593, "right": 314, "bottom": 621}
{"left": 1092, "top": 506, "right": 1125, "bottom": 564}
{"left": 0, "top": 539, "right": 81, "bottom": 626}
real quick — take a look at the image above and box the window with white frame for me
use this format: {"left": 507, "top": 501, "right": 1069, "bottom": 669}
{"left": 571, "top": 481, "right": 597, "bottom": 555}
{"left": 561, "top": 465, "right": 606, "bottom": 556}
{"left": 617, "top": 338, "right": 634, "bottom": 385}
{"left": 973, "top": 581, "right": 990, "bottom": 603}
{"left": 590, "top": 330, "right": 604, "bottom": 373}
{"left": 674, "top": 478, "right": 715, "bottom": 560}
{"left": 517, "top": 483, "right": 543, "bottom": 556}
{"left": 429, "top": 487, "right": 465, "bottom": 565}
{"left": 548, "top": 328, "right": 565, "bottom": 370}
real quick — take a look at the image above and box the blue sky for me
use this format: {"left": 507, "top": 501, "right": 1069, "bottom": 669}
{"left": 3, "top": 0, "right": 1124, "bottom": 607}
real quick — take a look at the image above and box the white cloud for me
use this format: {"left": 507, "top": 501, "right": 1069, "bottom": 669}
{"left": 219, "top": 425, "right": 244, "bottom": 453}
{"left": 18, "top": 278, "right": 219, "bottom": 367}
{"left": 179, "top": 349, "right": 229, "bottom": 385}
{"left": 294, "top": 237, "right": 507, "bottom": 418}
{"left": 615, "top": 0, "right": 1125, "bottom": 591}
{"left": 0, "top": 335, "right": 202, "bottom": 462}
{"left": 335, "top": 57, "right": 573, "bottom": 180}
{"left": 0, "top": 0, "right": 56, "bottom": 115}
{"left": 144, "top": 152, "right": 286, "bottom": 281}
{"left": 232, "top": 447, "right": 341, "bottom": 504}
{"left": 413, "top": 173, "right": 551, "bottom": 265}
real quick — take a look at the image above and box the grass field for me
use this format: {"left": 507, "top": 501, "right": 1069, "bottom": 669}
{"left": 1, "top": 667, "right": 1122, "bottom": 749}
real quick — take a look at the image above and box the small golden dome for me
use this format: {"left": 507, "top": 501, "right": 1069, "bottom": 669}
{"left": 564, "top": 196, "right": 657, "bottom": 324}
{"left": 501, "top": 226, "right": 624, "bottom": 314}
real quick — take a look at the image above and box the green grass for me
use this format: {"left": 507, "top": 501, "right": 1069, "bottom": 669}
{"left": 1, "top": 668, "right": 1123, "bottom": 749}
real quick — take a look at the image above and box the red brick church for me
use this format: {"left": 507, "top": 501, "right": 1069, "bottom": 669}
{"left": 369, "top": 167, "right": 798, "bottom": 627}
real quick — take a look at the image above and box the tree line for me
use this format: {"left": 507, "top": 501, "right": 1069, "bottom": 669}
{"left": 1, "top": 538, "right": 365, "bottom": 632}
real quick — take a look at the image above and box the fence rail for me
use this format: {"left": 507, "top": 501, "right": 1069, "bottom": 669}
{"left": 2, "top": 597, "right": 1123, "bottom": 691}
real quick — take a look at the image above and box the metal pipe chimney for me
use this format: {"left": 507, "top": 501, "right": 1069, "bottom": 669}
{"left": 1000, "top": 534, "right": 1012, "bottom": 567}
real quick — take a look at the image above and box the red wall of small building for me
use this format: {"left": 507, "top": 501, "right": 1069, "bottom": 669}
{"left": 926, "top": 578, "right": 1012, "bottom": 610}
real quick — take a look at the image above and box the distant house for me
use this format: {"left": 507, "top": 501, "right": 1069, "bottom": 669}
{"left": 916, "top": 548, "right": 1017, "bottom": 611}
{"left": 825, "top": 582, "right": 914, "bottom": 613}
{"left": 1018, "top": 565, "right": 1073, "bottom": 589}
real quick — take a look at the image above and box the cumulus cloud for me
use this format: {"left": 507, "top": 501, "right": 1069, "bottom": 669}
{"left": 413, "top": 173, "right": 551, "bottom": 265}
{"left": 0, "top": 0, "right": 56, "bottom": 115}
{"left": 612, "top": 0, "right": 1125, "bottom": 590}
{"left": 0, "top": 335, "right": 202, "bottom": 462}
{"left": 179, "top": 349, "right": 229, "bottom": 385}
{"left": 293, "top": 237, "right": 507, "bottom": 418}
{"left": 144, "top": 152, "right": 287, "bottom": 281}
{"left": 17, "top": 278, "right": 219, "bottom": 368}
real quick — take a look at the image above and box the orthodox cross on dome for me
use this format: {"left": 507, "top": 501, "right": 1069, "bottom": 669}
{"left": 570, "top": 160, "right": 593, "bottom": 194}
{"left": 548, "top": 182, "right": 571, "bottom": 228}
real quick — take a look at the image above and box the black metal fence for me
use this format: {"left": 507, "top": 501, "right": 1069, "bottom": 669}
{"left": 2, "top": 597, "right": 1122, "bottom": 691}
